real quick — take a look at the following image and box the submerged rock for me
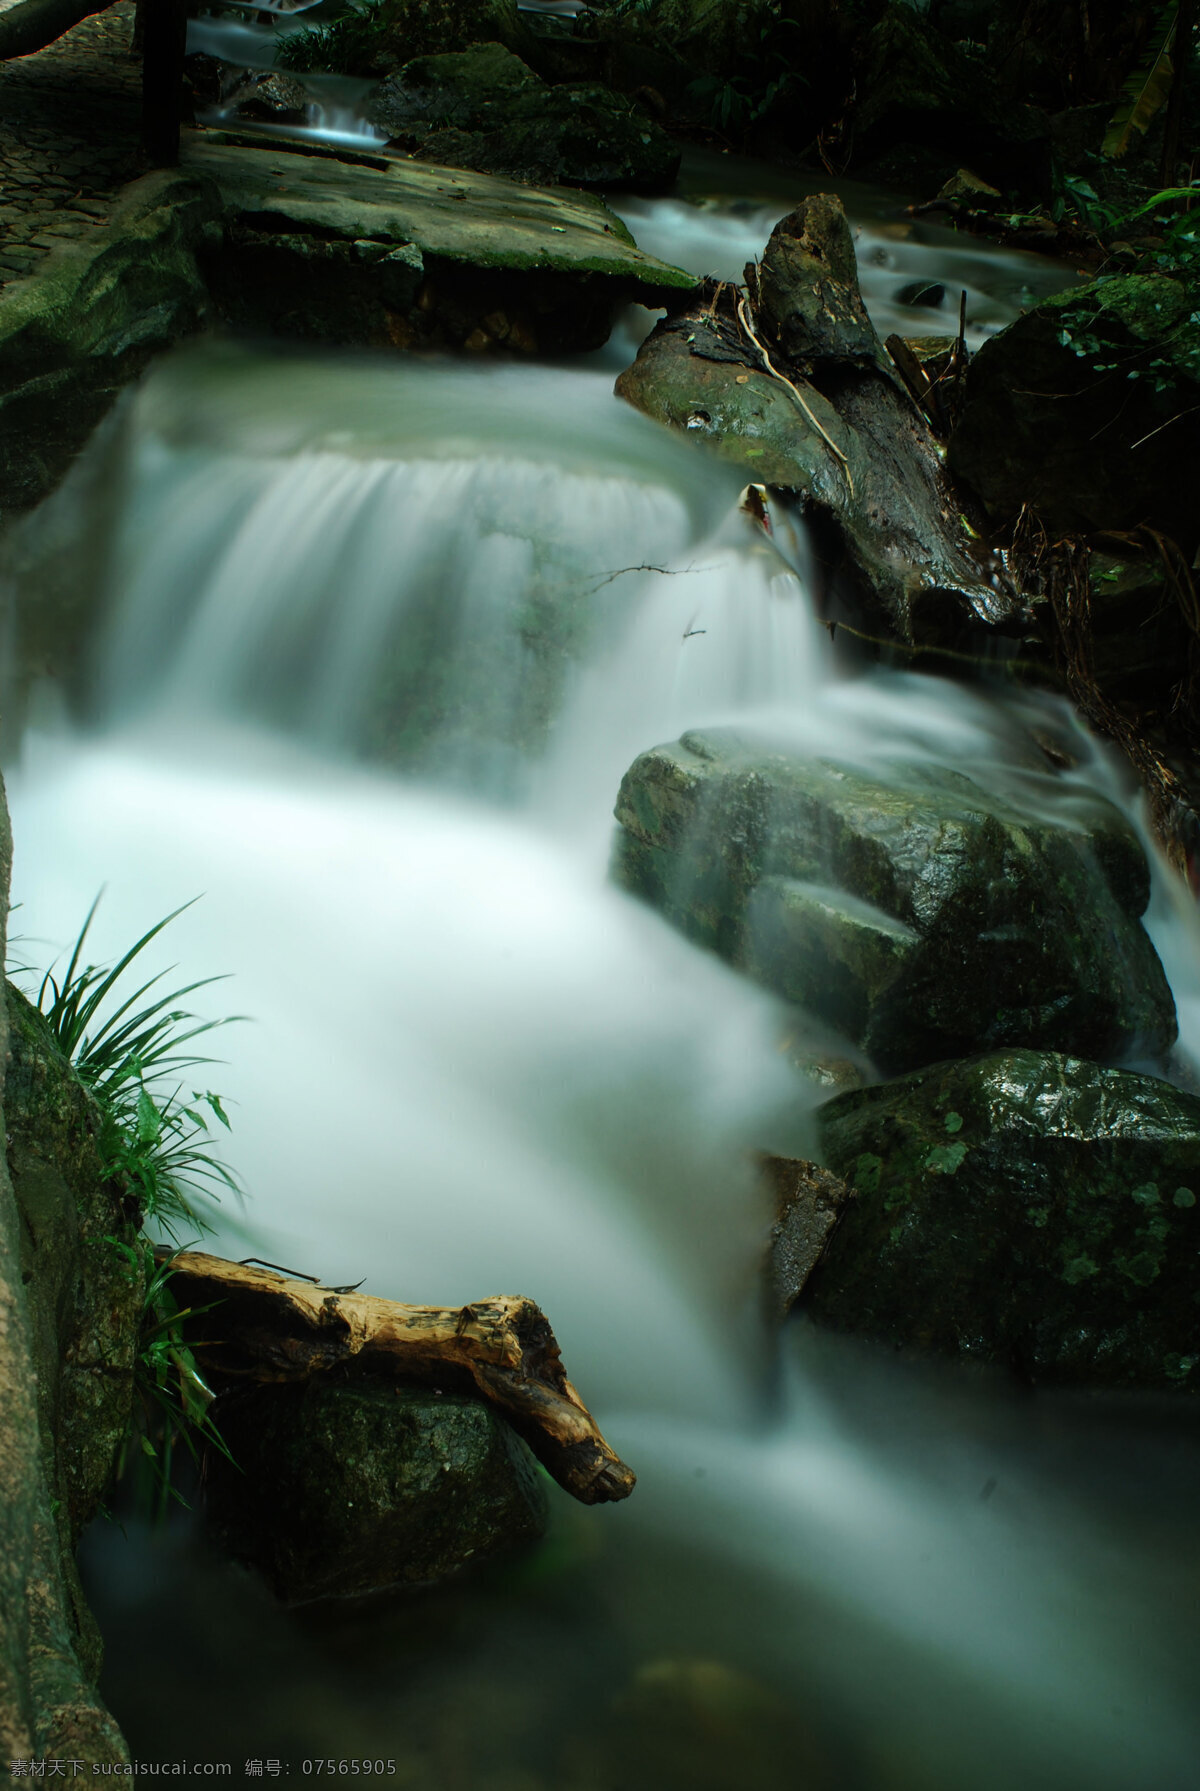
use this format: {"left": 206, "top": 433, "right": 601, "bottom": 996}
{"left": 612, "top": 727, "right": 1176, "bottom": 1071}
{"left": 806, "top": 1050, "right": 1200, "bottom": 1389}
{"left": 206, "top": 1379, "right": 548, "bottom": 1602}
{"left": 949, "top": 275, "right": 1200, "bottom": 556}
{"left": 369, "top": 42, "right": 680, "bottom": 191}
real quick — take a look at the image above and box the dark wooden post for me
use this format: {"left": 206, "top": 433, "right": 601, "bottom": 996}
{"left": 141, "top": 0, "right": 187, "bottom": 168}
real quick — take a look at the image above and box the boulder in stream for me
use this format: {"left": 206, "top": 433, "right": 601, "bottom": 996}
{"left": 948, "top": 274, "right": 1200, "bottom": 558}
{"left": 804, "top": 1049, "right": 1200, "bottom": 1390}
{"left": 612, "top": 727, "right": 1176, "bottom": 1071}
{"left": 206, "top": 1379, "right": 548, "bottom": 1602}
{"left": 368, "top": 42, "right": 680, "bottom": 191}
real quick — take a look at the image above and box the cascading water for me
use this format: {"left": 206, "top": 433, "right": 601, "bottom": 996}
{"left": 5, "top": 225, "right": 1200, "bottom": 1786}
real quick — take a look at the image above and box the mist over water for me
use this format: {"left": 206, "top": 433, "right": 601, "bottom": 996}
{"left": 4, "top": 214, "right": 1199, "bottom": 1786}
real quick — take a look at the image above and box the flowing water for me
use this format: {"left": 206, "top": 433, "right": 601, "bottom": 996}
{"left": 4, "top": 194, "right": 1200, "bottom": 1789}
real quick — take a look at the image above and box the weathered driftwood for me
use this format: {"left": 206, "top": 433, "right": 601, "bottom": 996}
{"left": 160, "top": 1251, "right": 636, "bottom": 1505}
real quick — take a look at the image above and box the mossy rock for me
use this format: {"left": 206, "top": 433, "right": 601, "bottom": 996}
{"left": 369, "top": 43, "right": 680, "bottom": 191}
{"left": 187, "top": 136, "right": 693, "bottom": 354}
{"left": 5, "top": 983, "right": 140, "bottom": 1543}
{"left": 206, "top": 1379, "right": 549, "bottom": 1602}
{"left": 949, "top": 275, "right": 1200, "bottom": 554}
{"left": 807, "top": 1050, "right": 1200, "bottom": 1389}
{"left": 3, "top": 981, "right": 140, "bottom": 1709}
{"left": 612, "top": 727, "right": 1175, "bottom": 1071}
{"left": 286, "top": 0, "right": 535, "bottom": 77}
{"left": 0, "top": 169, "right": 219, "bottom": 517}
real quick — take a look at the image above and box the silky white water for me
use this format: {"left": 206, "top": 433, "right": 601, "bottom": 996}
{"left": 5, "top": 288, "right": 1200, "bottom": 1782}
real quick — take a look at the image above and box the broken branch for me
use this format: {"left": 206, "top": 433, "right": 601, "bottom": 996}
{"left": 158, "top": 1250, "right": 635, "bottom": 1505}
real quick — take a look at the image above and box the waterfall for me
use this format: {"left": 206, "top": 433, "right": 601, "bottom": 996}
{"left": 6, "top": 332, "right": 1200, "bottom": 1790}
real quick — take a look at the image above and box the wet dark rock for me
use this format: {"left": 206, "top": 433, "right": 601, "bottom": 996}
{"left": 370, "top": 38, "right": 536, "bottom": 132}
{"left": 949, "top": 276, "right": 1200, "bottom": 556}
{"left": 616, "top": 195, "right": 1012, "bottom": 643}
{"left": 895, "top": 279, "right": 945, "bottom": 308}
{"left": 612, "top": 727, "right": 1176, "bottom": 1072}
{"left": 2, "top": 982, "right": 138, "bottom": 1759}
{"left": 5, "top": 984, "right": 141, "bottom": 1548}
{"left": 763, "top": 1155, "right": 853, "bottom": 1318}
{"left": 806, "top": 1050, "right": 1200, "bottom": 1390}
{"left": 188, "top": 137, "right": 693, "bottom": 356}
{"left": 0, "top": 168, "right": 219, "bottom": 517}
{"left": 228, "top": 72, "right": 310, "bottom": 124}
{"left": 206, "top": 1379, "right": 548, "bottom": 1602}
{"left": 182, "top": 51, "right": 229, "bottom": 110}
{"left": 368, "top": 42, "right": 680, "bottom": 191}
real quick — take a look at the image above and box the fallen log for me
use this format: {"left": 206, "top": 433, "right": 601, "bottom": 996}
{"left": 158, "top": 1250, "right": 635, "bottom": 1505}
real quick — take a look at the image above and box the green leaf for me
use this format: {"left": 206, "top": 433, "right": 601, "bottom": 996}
{"left": 1103, "top": 6, "right": 1177, "bottom": 158}
{"left": 135, "top": 1088, "right": 162, "bottom": 1145}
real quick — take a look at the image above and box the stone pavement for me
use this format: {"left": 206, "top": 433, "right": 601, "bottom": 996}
{"left": 0, "top": 0, "right": 143, "bottom": 286}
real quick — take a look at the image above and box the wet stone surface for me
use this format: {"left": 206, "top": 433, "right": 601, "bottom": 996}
{"left": 0, "top": 2, "right": 143, "bottom": 288}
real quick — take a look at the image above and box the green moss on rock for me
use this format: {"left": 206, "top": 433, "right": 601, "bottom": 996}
{"left": 369, "top": 43, "right": 680, "bottom": 192}
{"left": 3, "top": 981, "right": 141, "bottom": 1710}
{"left": 806, "top": 1049, "right": 1200, "bottom": 1388}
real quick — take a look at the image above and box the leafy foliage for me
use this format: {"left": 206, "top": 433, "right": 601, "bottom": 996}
{"left": 109, "top": 1238, "right": 236, "bottom": 1518}
{"left": 276, "top": 0, "right": 503, "bottom": 77}
{"left": 276, "top": 1, "right": 387, "bottom": 76}
{"left": 1052, "top": 182, "right": 1200, "bottom": 392}
{"left": 24, "top": 900, "right": 245, "bottom": 1514}
{"left": 1103, "top": 3, "right": 1178, "bottom": 159}
{"left": 33, "top": 897, "right": 243, "bottom": 1240}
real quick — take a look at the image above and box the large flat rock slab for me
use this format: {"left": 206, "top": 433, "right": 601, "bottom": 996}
{"left": 183, "top": 134, "right": 695, "bottom": 292}
{"left": 184, "top": 135, "right": 694, "bottom": 354}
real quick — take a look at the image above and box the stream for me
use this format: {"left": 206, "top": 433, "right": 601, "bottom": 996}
{"left": 4, "top": 178, "right": 1200, "bottom": 1788}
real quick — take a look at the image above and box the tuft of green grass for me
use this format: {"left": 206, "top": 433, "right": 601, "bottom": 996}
{"left": 33, "top": 895, "right": 246, "bottom": 1241}
{"left": 109, "top": 1237, "right": 238, "bottom": 1519}
{"left": 20, "top": 897, "right": 248, "bottom": 1515}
